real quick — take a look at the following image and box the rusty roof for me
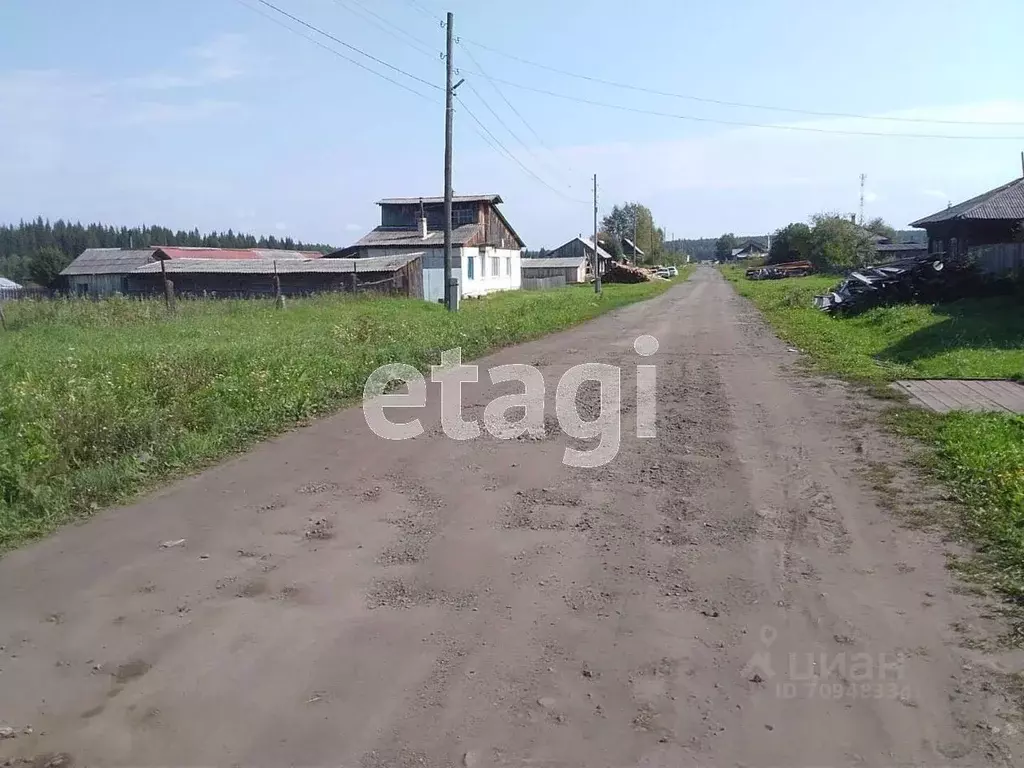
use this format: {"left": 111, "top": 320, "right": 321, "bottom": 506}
{"left": 911, "top": 177, "right": 1024, "bottom": 227}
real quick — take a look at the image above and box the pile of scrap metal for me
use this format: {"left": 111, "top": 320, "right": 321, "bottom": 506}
{"left": 745, "top": 260, "right": 813, "bottom": 280}
{"left": 601, "top": 261, "right": 652, "bottom": 283}
{"left": 813, "top": 253, "right": 974, "bottom": 314}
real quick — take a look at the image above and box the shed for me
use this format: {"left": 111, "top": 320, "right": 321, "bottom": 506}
{"left": 521, "top": 256, "right": 587, "bottom": 286}
{"left": 911, "top": 176, "right": 1024, "bottom": 257}
{"left": 0, "top": 277, "right": 23, "bottom": 290}
{"left": 60, "top": 248, "right": 158, "bottom": 296}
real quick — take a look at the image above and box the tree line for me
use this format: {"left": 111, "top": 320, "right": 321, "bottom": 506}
{"left": 764, "top": 215, "right": 923, "bottom": 270}
{"left": 0, "top": 218, "right": 334, "bottom": 286}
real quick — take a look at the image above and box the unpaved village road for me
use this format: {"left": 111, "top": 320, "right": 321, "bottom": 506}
{"left": 2, "top": 267, "right": 1022, "bottom": 767}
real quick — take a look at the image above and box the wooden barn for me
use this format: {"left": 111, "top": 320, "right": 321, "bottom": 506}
{"left": 125, "top": 253, "right": 423, "bottom": 298}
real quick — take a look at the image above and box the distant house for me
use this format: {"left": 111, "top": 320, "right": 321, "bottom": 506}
{"left": 622, "top": 237, "right": 645, "bottom": 262}
{"left": 911, "top": 176, "right": 1024, "bottom": 257}
{"left": 0, "top": 277, "right": 23, "bottom": 290}
{"left": 545, "top": 236, "right": 613, "bottom": 276}
{"left": 334, "top": 194, "right": 525, "bottom": 301}
{"left": 730, "top": 241, "right": 767, "bottom": 260}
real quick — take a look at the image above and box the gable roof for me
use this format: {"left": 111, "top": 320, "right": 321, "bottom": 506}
{"left": 576, "top": 237, "right": 613, "bottom": 260}
{"left": 0, "top": 277, "right": 23, "bottom": 289}
{"left": 61, "top": 248, "right": 158, "bottom": 276}
{"left": 911, "top": 177, "right": 1024, "bottom": 227}
{"left": 378, "top": 195, "right": 503, "bottom": 206}
{"left": 343, "top": 223, "right": 484, "bottom": 252}
{"left": 622, "top": 237, "right": 645, "bottom": 256}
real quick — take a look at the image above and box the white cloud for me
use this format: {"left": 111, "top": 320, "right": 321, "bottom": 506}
{"left": 344, "top": 223, "right": 363, "bottom": 231}
{"left": 922, "top": 188, "right": 948, "bottom": 199}
{"left": 126, "top": 99, "right": 240, "bottom": 125}
{"left": 123, "top": 33, "right": 247, "bottom": 91}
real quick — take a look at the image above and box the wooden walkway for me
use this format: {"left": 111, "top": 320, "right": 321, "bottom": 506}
{"left": 894, "top": 379, "right": 1024, "bottom": 414}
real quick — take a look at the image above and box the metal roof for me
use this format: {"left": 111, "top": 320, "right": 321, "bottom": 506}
{"left": 131, "top": 254, "right": 420, "bottom": 275}
{"left": 61, "top": 248, "right": 157, "bottom": 276}
{"left": 153, "top": 247, "right": 323, "bottom": 261}
{"left": 911, "top": 177, "right": 1024, "bottom": 227}
{"left": 347, "top": 223, "right": 484, "bottom": 249}
{"left": 0, "top": 277, "right": 23, "bottom": 289}
{"left": 876, "top": 242, "right": 928, "bottom": 252}
{"left": 622, "top": 237, "right": 645, "bottom": 256}
{"left": 575, "top": 237, "right": 613, "bottom": 261}
{"left": 522, "top": 257, "right": 586, "bottom": 269}
{"left": 377, "top": 194, "right": 502, "bottom": 205}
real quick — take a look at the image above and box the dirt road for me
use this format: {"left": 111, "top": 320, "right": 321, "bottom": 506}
{"left": 1, "top": 267, "right": 1021, "bottom": 767}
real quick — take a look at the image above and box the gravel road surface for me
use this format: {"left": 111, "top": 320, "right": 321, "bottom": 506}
{"left": 1, "top": 267, "right": 1021, "bottom": 767}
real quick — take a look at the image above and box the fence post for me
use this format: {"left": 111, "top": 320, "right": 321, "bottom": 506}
{"left": 0, "top": 302, "right": 6, "bottom": 331}
{"left": 273, "top": 260, "right": 285, "bottom": 309}
{"left": 160, "top": 258, "right": 176, "bottom": 313}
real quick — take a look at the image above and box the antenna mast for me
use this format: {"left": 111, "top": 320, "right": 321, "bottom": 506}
{"left": 859, "top": 173, "right": 866, "bottom": 226}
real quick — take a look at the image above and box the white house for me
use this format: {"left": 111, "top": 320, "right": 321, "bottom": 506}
{"left": 336, "top": 194, "right": 525, "bottom": 301}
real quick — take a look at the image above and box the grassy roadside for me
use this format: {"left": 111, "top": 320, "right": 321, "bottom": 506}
{"left": 722, "top": 266, "right": 1024, "bottom": 605}
{"left": 0, "top": 279, "right": 676, "bottom": 550}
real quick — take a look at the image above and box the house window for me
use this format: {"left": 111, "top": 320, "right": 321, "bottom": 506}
{"left": 467, "top": 256, "right": 474, "bottom": 280}
{"left": 452, "top": 205, "right": 477, "bottom": 227}
{"left": 491, "top": 256, "right": 500, "bottom": 276}
{"left": 505, "top": 257, "right": 511, "bottom": 276}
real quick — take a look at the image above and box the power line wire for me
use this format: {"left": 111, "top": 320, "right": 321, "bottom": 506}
{"left": 459, "top": 72, "right": 1024, "bottom": 141}
{"left": 232, "top": 0, "right": 439, "bottom": 102}
{"left": 458, "top": 42, "right": 578, "bottom": 186}
{"left": 331, "top": 0, "right": 438, "bottom": 59}
{"left": 461, "top": 38, "right": 1024, "bottom": 128}
{"left": 250, "top": 0, "right": 441, "bottom": 92}
{"left": 458, "top": 97, "right": 587, "bottom": 204}
{"left": 396, "top": 0, "right": 443, "bottom": 24}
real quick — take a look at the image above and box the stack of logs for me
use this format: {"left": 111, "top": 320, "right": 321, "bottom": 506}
{"left": 601, "top": 261, "right": 653, "bottom": 284}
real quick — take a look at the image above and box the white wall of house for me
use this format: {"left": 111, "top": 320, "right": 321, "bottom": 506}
{"left": 460, "top": 246, "right": 521, "bottom": 297}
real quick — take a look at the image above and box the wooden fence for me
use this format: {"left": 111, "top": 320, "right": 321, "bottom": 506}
{"left": 968, "top": 243, "right": 1024, "bottom": 275}
{"left": 522, "top": 275, "right": 567, "bottom": 291}
{"left": 0, "top": 287, "right": 50, "bottom": 301}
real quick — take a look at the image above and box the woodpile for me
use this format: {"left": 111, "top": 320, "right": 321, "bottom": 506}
{"left": 601, "top": 261, "right": 653, "bottom": 284}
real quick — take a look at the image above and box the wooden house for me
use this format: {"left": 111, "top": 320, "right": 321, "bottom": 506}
{"left": 911, "top": 177, "right": 1024, "bottom": 257}
{"left": 334, "top": 194, "right": 526, "bottom": 301}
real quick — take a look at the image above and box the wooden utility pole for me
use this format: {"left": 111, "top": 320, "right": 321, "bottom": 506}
{"left": 443, "top": 11, "right": 455, "bottom": 311}
{"left": 593, "top": 174, "right": 602, "bottom": 294}
{"left": 633, "top": 212, "right": 638, "bottom": 264}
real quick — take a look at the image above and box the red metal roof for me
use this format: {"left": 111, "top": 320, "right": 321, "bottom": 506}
{"left": 152, "top": 247, "right": 323, "bottom": 261}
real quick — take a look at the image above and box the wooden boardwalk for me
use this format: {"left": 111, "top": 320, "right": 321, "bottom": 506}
{"left": 894, "top": 379, "right": 1024, "bottom": 414}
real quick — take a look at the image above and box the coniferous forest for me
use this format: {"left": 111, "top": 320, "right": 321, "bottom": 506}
{"left": 0, "top": 218, "right": 335, "bottom": 284}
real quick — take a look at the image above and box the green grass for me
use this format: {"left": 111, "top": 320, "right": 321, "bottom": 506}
{"left": 723, "top": 265, "right": 1024, "bottom": 609}
{"left": 722, "top": 266, "right": 1024, "bottom": 382}
{"left": 0, "top": 280, "right": 673, "bottom": 550}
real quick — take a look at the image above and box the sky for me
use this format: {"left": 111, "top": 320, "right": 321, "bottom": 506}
{"left": 2, "top": 0, "right": 1023, "bottom": 248}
